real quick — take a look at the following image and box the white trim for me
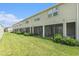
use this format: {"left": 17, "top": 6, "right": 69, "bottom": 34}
{"left": 43, "top": 25, "right": 45, "bottom": 37}
{"left": 63, "top": 19, "right": 67, "bottom": 37}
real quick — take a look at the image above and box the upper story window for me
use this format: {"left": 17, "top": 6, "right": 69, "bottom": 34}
{"left": 26, "top": 21, "right": 29, "bottom": 23}
{"left": 53, "top": 8, "right": 59, "bottom": 16}
{"left": 48, "top": 9, "right": 53, "bottom": 17}
{"left": 35, "top": 18, "right": 40, "bottom": 21}
{"left": 19, "top": 24, "right": 22, "bottom": 27}
{"left": 48, "top": 7, "right": 59, "bottom": 17}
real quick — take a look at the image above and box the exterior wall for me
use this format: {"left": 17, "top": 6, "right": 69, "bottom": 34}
{"left": 78, "top": 4, "right": 79, "bottom": 39}
{"left": 31, "top": 3, "right": 77, "bottom": 27}
{"left": 12, "top": 3, "right": 77, "bottom": 28}
{"left": 12, "top": 3, "right": 78, "bottom": 39}
{"left": 8, "top": 28, "right": 13, "bottom": 32}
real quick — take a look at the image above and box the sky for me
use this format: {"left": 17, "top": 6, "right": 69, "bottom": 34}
{"left": 0, "top": 3, "right": 55, "bottom": 27}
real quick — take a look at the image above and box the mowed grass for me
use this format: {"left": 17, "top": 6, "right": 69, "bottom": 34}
{"left": 0, "top": 32, "right": 79, "bottom": 56}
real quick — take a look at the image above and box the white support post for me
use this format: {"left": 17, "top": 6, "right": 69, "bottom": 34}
{"left": 76, "top": 3, "right": 79, "bottom": 40}
{"left": 32, "top": 27, "right": 34, "bottom": 34}
{"left": 30, "top": 27, "right": 31, "bottom": 33}
{"left": 63, "top": 19, "right": 67, "bottom": 37}
{"left": 43, "top": 25, "right": 45, "bottom": 37}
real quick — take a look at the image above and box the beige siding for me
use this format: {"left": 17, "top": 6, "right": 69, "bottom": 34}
{"left": 32, "top": 3, "right": 77, "bottom": 27}
{"left": 12, "top": 3, "right": 77, "bottom": 28}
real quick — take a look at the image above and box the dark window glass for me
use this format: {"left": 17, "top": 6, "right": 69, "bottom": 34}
{"left": 35, "top": 18, "right": 40, "bottom": 21}
{"left": 34, "top": 26, "right": 43, "bottom": 36}
{"left": 26, "top": 21, "right": 29, "bottom": 23}
{"left": 48, "top": 13, "right": 52, "bottom": 17}
{"left": 45, "top": 24, "right": 63, "bottom": 37}
{"left": 67, "top": 22, "right": 75, "bottom": 38}
{"left": 53, "top": 12, "right": 58, "bottom": 16}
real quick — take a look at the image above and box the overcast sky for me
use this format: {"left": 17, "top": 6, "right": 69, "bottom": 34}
{"left": 0, "top": 3, "right": 55, "bottom": 27}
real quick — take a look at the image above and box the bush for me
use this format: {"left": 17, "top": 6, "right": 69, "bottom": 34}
{"left": 75, "top": 41, "right": 79, "bottom": 46}
{"left": 16, "top": 32, "right": 24, "bottom": 35}
{"left": 63, "top": 37, "right": 77, "bottom": 46}
{"left": 23, "top": 33, "right": 33, "bottom": 36}
{"left": 52, "top": 34, "right": 79, "bottom": 46}
{"left": 53, "top": 34, "right": 63, "bottom": 43}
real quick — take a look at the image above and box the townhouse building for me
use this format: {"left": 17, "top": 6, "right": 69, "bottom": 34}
{"left": 12, "top": 3, "right": 79, "bottom": 39}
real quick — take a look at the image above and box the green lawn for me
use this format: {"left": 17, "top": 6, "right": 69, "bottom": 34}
{"left": 0, "top": 32, "right": 79, "bottom": 56}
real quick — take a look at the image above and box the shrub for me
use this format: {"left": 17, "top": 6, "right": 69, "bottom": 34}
{"left": 23, "top": 33, "right": 33, "bottom": 36}
{"left": 52, "top": 34, "right": 79, "bottom": 46}
{"left": 53, "top": 34, "right": 63, "bottom": 43}
{"left": 75, "top": 41, "right": 79, "bottom": 46}
{"left": 63, "top": 37, "right": 77, "bottom": 46}
{"left": 29, "top": 33, "right": 33, "bottom": 36}
{"left": 16, "top": 32, "right": 24, "bottom": 35}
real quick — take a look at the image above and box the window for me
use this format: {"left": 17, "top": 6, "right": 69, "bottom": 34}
{"left": 48, "top": 9, "right": 53, "bottom": 17}
{"left": 53, "top": 12, "right": 58, "bottom": 16}
{"left": 53, "top": 8, "right": 59, "bottom": 16}
{"left": 34, "top": 26, "right": 43, "bottom": 36}
{"left": 48, "top": 7, "right": 59, "bottom": 17}
{"left": 26, "top": 21, "right": 29, "bottom": 23}
{"left": 48, "top": 13, "right": 53, "bottom": 17}
{"left": 35, "top": 18, "right": 40, "bottom": 21}
{"left": 19, "top": 24, "right": 22, "bottom": 26}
